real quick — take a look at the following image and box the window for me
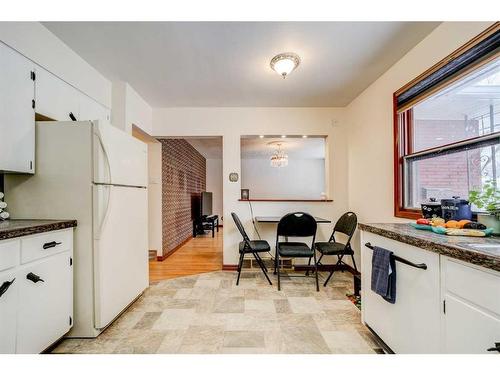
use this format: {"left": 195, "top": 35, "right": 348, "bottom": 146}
{"left": 394, "top": 25, "right": 500, "bottom": 219}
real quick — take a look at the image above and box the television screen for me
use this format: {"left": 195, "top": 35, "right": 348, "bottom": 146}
{"left": 201, "top": 192, "right": 213, "bottom": 216}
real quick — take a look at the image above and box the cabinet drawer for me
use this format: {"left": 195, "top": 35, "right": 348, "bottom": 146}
{"left": 0, "top": 239, "right": 20, "bottom": 271}
{"left": 444, "top": 258, "right": 500, "bottom": 315}
{"left": 21, "top": 229, "right": 72, "bottom": 264}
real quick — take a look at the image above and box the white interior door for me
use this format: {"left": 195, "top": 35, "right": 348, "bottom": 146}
{"left": 93, "top": 185, "right": 148, "bottom": 329}
{"left": 93, "top": 121, "right": 148, "bottom": 187}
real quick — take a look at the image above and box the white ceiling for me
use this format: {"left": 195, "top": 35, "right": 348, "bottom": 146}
{"left": 241, "top": 137, "right": 325, "bottom": 159}
{"left": 43, "top": 22, "right": 439, "bottom": 107}
{"left": 171, "top": 136, "right": 324, "bottom": 160}
{"left": 184, "top": 137, "right": 223, "bottom": 159}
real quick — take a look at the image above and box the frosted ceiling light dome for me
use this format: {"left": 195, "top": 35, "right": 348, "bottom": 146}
{"left": 270, "top": 53, "right": 301, "bottom": 78}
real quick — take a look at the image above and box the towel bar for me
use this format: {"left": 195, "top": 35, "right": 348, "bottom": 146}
{"left": 365, "top": 242, "right": 427, "bottom": 270}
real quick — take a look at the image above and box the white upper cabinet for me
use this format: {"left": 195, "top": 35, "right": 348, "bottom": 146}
{"left": 0, "top": 42, "right": 35, "bottom": 174}
{"left": 35, "top": 65, "right": 110, "bottom": 123}
{"left": 79, "top": 93, "right": 111, "bottom": 122}
{"left": 34, "top": 66, "right": 80, "bottom": 122}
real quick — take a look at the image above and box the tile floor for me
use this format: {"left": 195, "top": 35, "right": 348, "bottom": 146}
{"left": 51, "top": 271, "right": 383, "bottom": 354}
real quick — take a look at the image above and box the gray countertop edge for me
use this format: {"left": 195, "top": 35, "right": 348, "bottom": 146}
{"left": 358, "top": 223, "right": 500, "bottom": 272}
{"left": 0, "top": 220, "right": 77, "bottom": 241}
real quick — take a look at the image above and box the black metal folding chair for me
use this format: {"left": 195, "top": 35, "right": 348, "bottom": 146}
{"left": 314, "top": 211, "right": 358, "bottom": 286}
{"left": 231, "top": 212, "right": 272, "bottom": 285}
{"left": 274, "top": 212, "right": 319, "bottom": 292}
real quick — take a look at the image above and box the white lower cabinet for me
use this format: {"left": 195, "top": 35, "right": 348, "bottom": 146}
{"left": 16, "top": 251, "right": 73, "bottom": 354}
{"left": 361, "top": 231, "right": 500, "bottom": 354}
{"left": 441, "top": 257, "right": 500, "bottom": 354}
{"left": 0, "top": 269, "right": 18, "bottom": 353}
{"left": 360, "top": 231, "right": 441, "bottom": 353}
{"left": 0, "top": 228, "right": 73, "bottom": 353}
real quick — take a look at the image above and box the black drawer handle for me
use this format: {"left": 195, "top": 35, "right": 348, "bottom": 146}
{"left": 487, "top": 343, "right": 500, "bottom": 352}
{"left": 43, "top": 241, "right": 62, "bottom": 250}
{"left": 26, "top": 272, "right": 44, "bottom": 283}
{"left": 0, "top": 278, "right": 15, "bottom": 298}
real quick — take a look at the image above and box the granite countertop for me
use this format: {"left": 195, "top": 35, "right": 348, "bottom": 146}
{"left": 0, "top": 219, "right": 77, "bottom": 241}
{"left": 359, "top": 223, "right": 500, "bottom": 272}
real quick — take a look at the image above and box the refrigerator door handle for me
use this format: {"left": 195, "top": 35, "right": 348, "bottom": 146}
{"left": 95, "top": 185, "right": 112, "bottom": 240}
{"left": 94, "top": 124, "right": 113, "bottom": 184}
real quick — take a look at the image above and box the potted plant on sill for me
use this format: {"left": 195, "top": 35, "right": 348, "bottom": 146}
{"left": 469, "top": 180, "right": 500, "bottom": 235}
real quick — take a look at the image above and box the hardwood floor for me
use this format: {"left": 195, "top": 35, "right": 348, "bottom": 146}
{"left": 149, "top": 227, "right": 223, "bottom": 282}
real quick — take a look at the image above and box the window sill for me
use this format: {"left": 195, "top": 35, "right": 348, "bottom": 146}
{"left": 394, "top": 208, "right": 422, "bottom": 220}
{"left": 238, "top": 198, "right": 333, "bottom": 203}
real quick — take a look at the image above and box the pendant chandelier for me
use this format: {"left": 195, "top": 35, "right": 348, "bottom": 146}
{"left": 270, "top": 143, "right": 288, "bottom": 167}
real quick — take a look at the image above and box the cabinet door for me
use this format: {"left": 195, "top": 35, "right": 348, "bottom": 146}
{"left": 79, "top": 93, "right": 110, "bottom": 122}
{"left": 34, "top": 66, "right": 79, "bottom": 121}
{"left": 0, "top": 269, "right": 18, "bottom": 354}
{"left": 360, "top": 231, "right": 441, "bottom": 353}
{"left": 442, "top": 258, "right": 500, "bottom": 353}
{"left": 444, "top": 295, "right": 500, "bottom": 354}
{"left": 0, "top": 42, "right": 35, "bottom": 173}
{"left": 16, "top": 251, "right": 73, "bottom": 353}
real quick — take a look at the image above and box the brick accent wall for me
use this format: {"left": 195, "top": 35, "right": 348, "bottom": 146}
{"left": 159, "top": 139, "right": 206, "bottom": 257}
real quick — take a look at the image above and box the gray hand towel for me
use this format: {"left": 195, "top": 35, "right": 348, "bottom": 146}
{"left": 370, "top": 246, "right": 397, "bottom": 304}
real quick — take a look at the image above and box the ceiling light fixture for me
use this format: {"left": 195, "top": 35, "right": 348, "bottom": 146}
{"left": 259, "top": 135, "right": 265, "bottom": 138}
{"left": 270, "top": 52, "right": 301, "bottom": 79}
{"left": 270, "top": 143, "right": 288, "bottom": 168}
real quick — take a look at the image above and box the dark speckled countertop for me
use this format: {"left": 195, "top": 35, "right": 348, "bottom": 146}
{"left": 359, "top": 223, "right": 500, "bottom": 272}
{"left": 0, "top": 219, "right": 77, "bottom": 241}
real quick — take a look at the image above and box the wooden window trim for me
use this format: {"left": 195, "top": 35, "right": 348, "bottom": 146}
{"left": 393, "top": 23, "right": 500, "bottom": 219}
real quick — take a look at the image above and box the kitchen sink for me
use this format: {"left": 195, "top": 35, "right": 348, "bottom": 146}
{"left": 465, "top": 243, "right": 500, "bottom": 254}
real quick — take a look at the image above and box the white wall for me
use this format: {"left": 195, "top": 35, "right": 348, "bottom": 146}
{"left": 112, "top": 81, "right": 153, "bottom": 134}
{"left": 206, "top": 158, "right": 223, "bottom": 223}
{"left": 241, "top": 158, "right": 325, "bottom": 199}
{"left": 148, "top": 142, "right": 163, "bottom": 255}
{"left": 153, "top": 107, "right": 348, "bottom": 265}
{"left": 345, "top": 21, "right": 495, "bottom": 265}
{"left": 0, "top": 22, "right": 111, "bottom": 107}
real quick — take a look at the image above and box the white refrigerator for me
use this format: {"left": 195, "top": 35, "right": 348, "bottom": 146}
{"left": 5, "top": 120, "right": 149, "bottom": 337}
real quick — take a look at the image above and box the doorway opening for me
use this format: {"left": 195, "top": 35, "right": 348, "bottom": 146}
{"left": 149, "top": 136, "right": 223, "bottom": 282}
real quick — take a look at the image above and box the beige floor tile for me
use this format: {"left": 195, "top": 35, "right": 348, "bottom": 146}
{"left": 274, "top": 299, "right": 292, "bottom": 313}
{"left": 133, "top": 311, "right": 162, "bottom": 329}
{"left": 177, "top": 325, "right": 225, "bottom": 353}
{"left": 156, "top": 329, "right": 187, "bottom": 353}
{"left": 288, "top": 297, "right": 323, "bottom": 313}
{"left": 50, "top": 270, "right": 380, "bottom": 355}
{"left": 223, "top": 330, "right": 266, "bottom": 348}
{"left": 321, "top": 330, "right": 375, "bottom": 354}
{"left": 194, "top": 278, "right": 221, "bottom": 289}
{"left": 245, "top": 299, "right": 276, "bottom": 313}
{"left": 213, "top": 297, "right": 245, "bottom": 313}
{"left": 173, "top": 288, "right": 193, "bottom": 299}
{"left": 281, "top": 325, "right": 331, "bottom": 354}
{"left": 152, "top": 308, "right": 196, "bottom": 330}
{"left": 114, "top": 330, "right": 166, "bottom": 354}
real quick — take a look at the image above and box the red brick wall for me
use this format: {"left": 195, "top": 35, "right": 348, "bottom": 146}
{"left": 412, "top": 119, "right": 481, "bottom": 204}
{"left": 159, "top": 139, "right": 206, "bottom": 257}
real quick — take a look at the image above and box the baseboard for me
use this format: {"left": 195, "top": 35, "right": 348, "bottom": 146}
{"left": 222, "top": 264, "right": 238, "bottom": 271}
{"left": 156, "top": 236, "right": 193, "bottom": 262}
